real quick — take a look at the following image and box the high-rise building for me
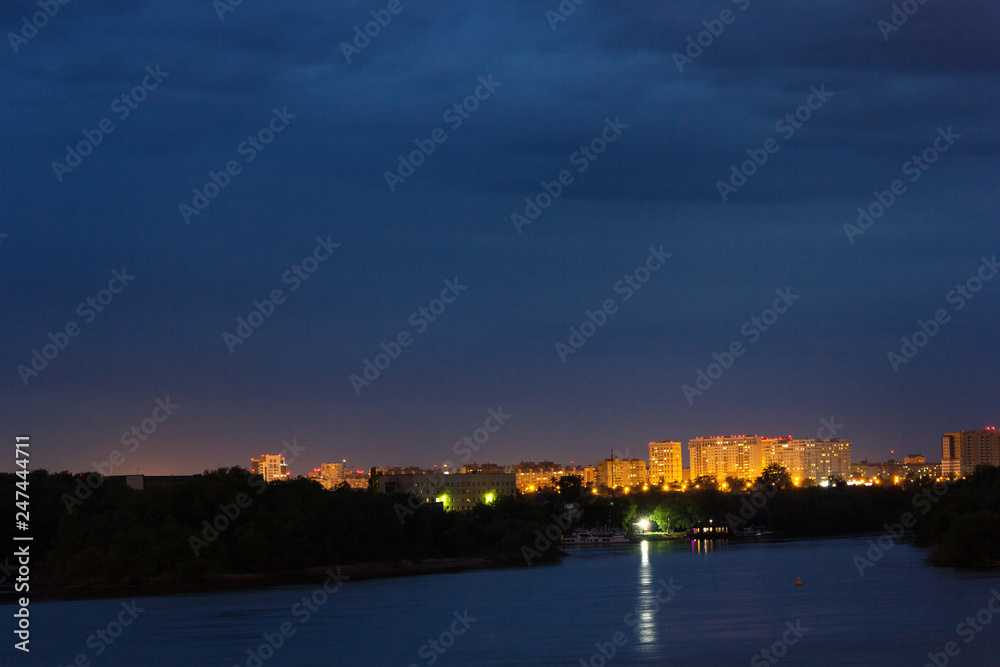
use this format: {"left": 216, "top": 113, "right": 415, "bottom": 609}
{"left": 250, "top": 454, "right": 289, "bottom": 482}
{"left": 307, "top": 462, "right": 346, "bottom": 489}
{"left": 688, "top": 436, "right": 764, "bottom": 481}
{"left": 762, "top": 437, "right": 801, "bottom": 479}
{"left": 800, "top": 439, "right": 851, "bottom": 483}
{"left": 759, "top": 437, "right": 851, "bottom": 483}
{"left": 942, "top": 428, "right": 1000, "bottom": 477}
{"left": 595, "top": 458, "right": 647, "bottom": 489}
{"left": 321, "top": 462, "right": 345, "bottom": 483}
{"left": 648, "top": 441, "right": 683, "bottom": 485}
{"left": 511, "top": 461, "right": 596, "bottom": 492}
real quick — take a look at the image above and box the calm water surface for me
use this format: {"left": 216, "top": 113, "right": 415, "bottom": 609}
{"left": 5, "top": 537, "right": 1000, "bottom": 665}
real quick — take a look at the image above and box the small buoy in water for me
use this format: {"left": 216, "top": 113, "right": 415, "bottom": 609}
{"left": 794, "top": 577, "right": 803, "bottom": 586}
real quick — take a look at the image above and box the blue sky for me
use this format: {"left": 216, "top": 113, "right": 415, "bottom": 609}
{"left": 2, "top": 0, "right": 998, "bottom": 475}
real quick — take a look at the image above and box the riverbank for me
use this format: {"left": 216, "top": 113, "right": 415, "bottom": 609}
{"left": 3, "top": 553, "right": 563, "bottom": 602}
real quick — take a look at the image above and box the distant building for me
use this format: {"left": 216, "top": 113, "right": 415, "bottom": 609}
{"left": 250, "top": 454, "right": 289, "bottom": 482}
{"left": 595, "top": 458, "right": 647, "bottom": 489}
{"left": 799, "top": 439, "right": 851, "bottom": 483}
{"left": 380, "top": 466, "right": 428, "bottom": 476}
{"left": 904, "top": 454, "right": 925, "bottom": 465}
{"left": 689, "top": 436, "right": 764, "bottom": 482}
{"left": 852, "top": 459, "right": 941, "bottom": 483}
{"left": 761, "top": 437, "right": 800, "bottom": 479}
{"left": 380, "top": 472, "right": 516, "bottom": 511}
{"left": 649, "top": 441, "right": 683, "bottom": 485}
{"left": 942, "top": 428, "right": 1000, "bottom": 477}
{"left": 565, "top": 465, "right": 597, "bottom": 487}
{"left": 903, "top": 461, "right": 941, "bottom": 480}
{"left": 344, "top": 470, "right": 369, "bottom": 489}
{"left": 511, "top": 461, "right": 595, "bottom": 492}
{"left": 321, "top": 462, "right": 345, "bottom": 483}
{"left": 693, "top": 436, "right": 852, "bottom": 484}
{"left": 458, "top": 462, "right": 509, "bottom": 474}
{"left": 307, "top": 462, "right": 346, "bottom": 489}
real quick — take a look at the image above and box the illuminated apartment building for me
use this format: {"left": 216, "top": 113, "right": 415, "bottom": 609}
{"left": 343, "top": 469, "right": 369, "bottom": 489}
{"left": 379, "top": 472, "right": 516, "bottom": 511}
{"left": 758, "top": 437, "right": 852, "bottom": 483}
{"left": 320, "top": 462, "right": 345, "bottom": 483}
{"left": 802, "top": 439, "right": 851, "bottom": 482}
{"left": 595, "top": 458, "right": 647, "bottom": 489}
{"left": 307, "top": 462, "right": 346, "bottom": 489}
{"left": 942, "top": 428, "right": 1000, "bottom": 478}
{"left": 512, "top": 461, "right": 596, "bottom": 493}
{"left": 688, "top": 436, "right": 763, "bottom": 481}
{"left": 648, "top": 441, "right": 683, "bottom": 485}
{"left": 762, "top": 437, "right": 802, "bottom": 479}
{"left": 250, "top": 454, "right": 289, "bottom": 482}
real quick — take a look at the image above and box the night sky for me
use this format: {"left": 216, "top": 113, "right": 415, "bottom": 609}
{"left": 2, "top": 0, "right": 998, "bottom": 476}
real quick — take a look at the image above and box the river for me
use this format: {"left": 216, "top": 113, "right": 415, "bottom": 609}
{"left": 4, "top": 536, "right": 999, "bottom": 665}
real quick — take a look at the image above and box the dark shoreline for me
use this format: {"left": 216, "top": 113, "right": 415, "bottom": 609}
{"left": 8, "top": 532, "right": 996, "bottom": 603}
{"left": 2, "top": 554, "right": 564, "bottom": 603}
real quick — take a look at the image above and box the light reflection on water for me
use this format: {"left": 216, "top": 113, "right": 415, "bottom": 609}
{"left": 5, "top": 536, "right": 1000, "bottom": 666}
{"left": 635, "top": 539, "right": 657, "bottom": 648}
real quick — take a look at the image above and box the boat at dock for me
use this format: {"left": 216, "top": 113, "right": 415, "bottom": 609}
{"left": 561, "top": 529, "right": 629, "bottom": 545}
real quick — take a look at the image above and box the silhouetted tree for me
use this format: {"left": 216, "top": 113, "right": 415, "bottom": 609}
{"left": 367, "top": 467, "right": 382, "bottom": 493}
{"left": 756, "top": 464, "right": 791, "bottom": 490}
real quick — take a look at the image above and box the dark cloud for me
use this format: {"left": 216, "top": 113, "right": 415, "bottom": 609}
{"left": 1, "top": 0, "right": 997, "bottom": 475}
